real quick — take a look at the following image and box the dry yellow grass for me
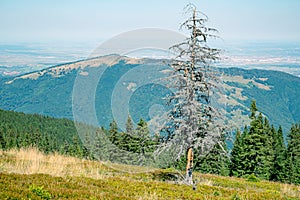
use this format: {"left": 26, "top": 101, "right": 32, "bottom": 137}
{"left": 5, "top": 55, "right": 144, "bottom": 84}
{"left": 0, "top": 148, "right": 109, "bottom": 179}
{"left": 0, "top": 148, "right": 156, "bottom": 178}
{"left": 280, "top": 183, "right": 300, "bottom": 198}
{"left": 1, "top": 148, "right": 300, "bottom": 199}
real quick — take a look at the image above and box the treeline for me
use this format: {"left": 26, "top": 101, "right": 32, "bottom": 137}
{"left": 0, "top": 109, "right": 88, "bottom": 157}
{"left": 229, "top": 101, "right": 300, "bottom": 184}
{"left": 0, "top": 102, "right": 299, "bottom": 185}
{"left": 0, "top": 109, "right": 159, "bottom": 164}
{"left": 85, "top": 116, "right": 160, "bottom": 165}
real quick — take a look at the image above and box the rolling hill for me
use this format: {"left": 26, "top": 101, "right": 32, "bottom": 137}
{"left": 0, "top": 55, "right": 299, "bottom": 133}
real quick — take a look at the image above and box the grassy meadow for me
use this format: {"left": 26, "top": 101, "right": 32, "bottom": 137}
{"left": 0, "top": 148, "right": 299, "bottom": 200}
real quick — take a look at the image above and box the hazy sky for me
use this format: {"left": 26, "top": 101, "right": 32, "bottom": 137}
{"left": 1, "top": 0, "right": 300, "bottom": 42}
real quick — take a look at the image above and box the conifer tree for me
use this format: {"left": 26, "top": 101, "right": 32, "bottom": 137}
{"left": 60, "top": 140, "right": 70, "bottom": 155}
{"left": 126, "top": 114, "right": 135, "bottom": 136}
{"left": 136, "top": 118, "right": 151, "bottom": 163}
{"left": 83, "top": 130, "right": 94, "bottom": 159}
{"left": 230, "top": 128, "right": 245, "bottom": 176}
{"left": 136, "top": 118, "right": 150, "bottom": 139}
{"left": 270, "top": 126, "right": 286, "bottom": 182}
{"left": 250, "top": 100, "right": 258, "bottom": 119}
{"left": 285, "top": 123, "right": 300, "bottom": 184}
{"left": 196, "top": 134, "right": 230, "bottom": 176}
{"left": 69, "top": 136, "right": 83, "bottom": 158}
{"left": 262, "top": 117, "right": 275, "bottom": 179}
{"left": 156, "top": 3, "right": 223, "bottom": 185}
{"left": 230, "top": 100, "right": 274, "bottom": 179}
{"left": 0, "top": 130, "right": 5, "bottom": 149}
{"left": 94, "top": 127, "right": 111, "bottom": 161}
{"left": 242, "top": 111, "right": 270, "bottom": 178}
{"left": 109, "top": 120, "right": 119, "bottom": 145}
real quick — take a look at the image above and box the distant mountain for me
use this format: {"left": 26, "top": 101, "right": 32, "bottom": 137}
{"left": 0, "top": 55, "right": 299, "bottom": 133}
{"left": 220, "top": 68, "right": 300, "bottom": 132}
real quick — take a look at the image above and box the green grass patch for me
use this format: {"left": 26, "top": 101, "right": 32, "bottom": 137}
{"left": 0, "top": 149, "right": 299, "bottom": 199}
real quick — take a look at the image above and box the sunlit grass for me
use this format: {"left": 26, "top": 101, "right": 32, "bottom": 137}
{"left": 0, "top": 148, "right": 299, "bottom": 199}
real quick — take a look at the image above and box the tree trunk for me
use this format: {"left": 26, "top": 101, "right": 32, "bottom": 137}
{"left": 186, "top": 147, "right": 193, "bottom": 185}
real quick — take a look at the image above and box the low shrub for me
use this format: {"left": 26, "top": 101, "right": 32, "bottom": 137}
{"left": 29, "top": 184, "right": 52, "bottom": 200}
{"left": 247, "top": 173, "right": 260, "bottom": 182}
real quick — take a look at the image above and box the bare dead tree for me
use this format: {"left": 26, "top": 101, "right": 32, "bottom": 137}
{"left": 155, "top": 4, "right": 225, "bottom": 186}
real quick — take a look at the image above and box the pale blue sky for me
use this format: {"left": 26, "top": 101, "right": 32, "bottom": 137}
{"left": 1, "top": 0, "right": 300, "bottom": 42}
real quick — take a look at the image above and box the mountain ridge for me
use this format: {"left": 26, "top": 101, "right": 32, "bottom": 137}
{"left": 1, "top": 55, "right": 299, "bottom": 133}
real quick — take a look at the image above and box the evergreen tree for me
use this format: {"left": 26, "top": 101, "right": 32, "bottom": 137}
{"left": 107, "top": 120, "right": 128, "bottom": 163}
{"left": 230, "top": 100, "right": 274, "bottom": 179}
{"left": 0, "top": 108, "right": 85, "bottom": 156}
{"left": 131, "top": 118, "right": 159, "bottom": 165}
{"left": 262, "top": 117, "right": 275, "bottom": 179}
{"left": 83, "top": 130, "right": 94, "bottom": 159}
{"left": 108, "top": 120, "right": 119, "bottom": 145}
{"left": 69, "top": 136, "right": 83, "bottom": 158}
{"left": 60, "top": 140, "right": 70, "bottom": 155}
{"left": 270, "top": 126, "right": 286, "bottom": 182}
{"left": 196, "top": 134, "right": 230, "bottom": 176}
{"left": 40, "top": 134, "right": 51, "bottom": 154}
{"left": 126, "top": 114, "right": 135, "bottom": 136}
{"left": 285, "top": 123, "right": 300, "bottom": 184}
{"left": 243, "top": 112, "right": 273, "bottom": 179}
{"left": 136, "top": 118, "right": 151, "bottom": 162}
{"left": 0, "top": 129, "right": 5, "bottom": 149}
{"left": 94, "top": 127, "right": 111, "bottom": 161}
{"left": 250, "top": 100, "right": 258, "bottom": 119}
{"left": 136, "top": 119, "right": 149, "bottom": 136}
{"left": 230, "top": 128, "right": 244, "bottom": 176}
{"left": 5, "top": 129, "right": 17, "bottom": 149}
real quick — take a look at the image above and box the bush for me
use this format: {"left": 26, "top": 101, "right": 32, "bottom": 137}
{"left": 247, "top": 174, "right": 260, "bottom": 182}
{"left": 29, "top": 184, "right": 52, "bottom": 200}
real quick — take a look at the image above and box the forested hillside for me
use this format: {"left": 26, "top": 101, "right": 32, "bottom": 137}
{"left": 221, "top": 68, "right": 300, "bottom": 133}
{"left": 0, "top": 109, "right": 84, "bottom": 156}
{"left": 0, "top": 56, "right": 300, "bottom": 133}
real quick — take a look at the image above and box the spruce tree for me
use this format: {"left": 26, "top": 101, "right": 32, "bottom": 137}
{"left": 250, "top": 100, "right": 258, "bottom": 119}
{"left": 0, "top": 129, "right": 5, "bottom": 149}
{"left": 239, "top": 105, "right": 264, "bottom": 177}
{"left": 126, "top": 114, "right": 135, "bottom": 136}
{"left": 285, "top": 123, "right": 300, "bottom": 184}
{"left": 69, "top": 136, "right": 83, "bottom": 158}
{"left": 230, "top": 100, "right": 274, "bottom": 179}
{"left": 157, "top": 3, "right": 223, "bottom": 185}
{"left": 108, "top": 120, "right": 124, "bottom": 162}
{"left": 270, "top": 126, "right": 286, "bottom": 182}
{"left": 196, "top": 134, "right": 230, "bottom": 176}
{"left": 136, "top": 118, "right": 150, "bottom": 139}
{"left": 262, "top": 117, "right": 275, "bottom": 179}
{"left": 109, "top": 120, "right": 120, "bottom": 145}
{"left": 83, "top": 130, "right": 94, "bottom": 159}
{"left": 94, "top": 127, "right": 112, "bottom": 161}
{"left": 230, "top": 128, "right": 244, "bottom": 176}
{"left": 136, "top": 118, "right": 151, "bottom": 163}
{"left": 244, "top": 112, "right": 274, "bottom": 179}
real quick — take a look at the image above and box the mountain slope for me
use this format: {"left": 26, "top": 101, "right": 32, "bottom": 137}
{"left": 1, "top": 55, "right": 299, "bottom": 133}
{"left": 221, "top": 68, "right": 300, "bottom": 132}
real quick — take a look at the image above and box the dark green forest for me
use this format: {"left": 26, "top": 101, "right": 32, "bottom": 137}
{"left": 1, "top": 58, "right": 300, "bottom": 133}
{"left": 0, "top": 101, "right": 299, "bottom": 185}
{"left": 0, "top": 109, "right": 85, "bottom": 157}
